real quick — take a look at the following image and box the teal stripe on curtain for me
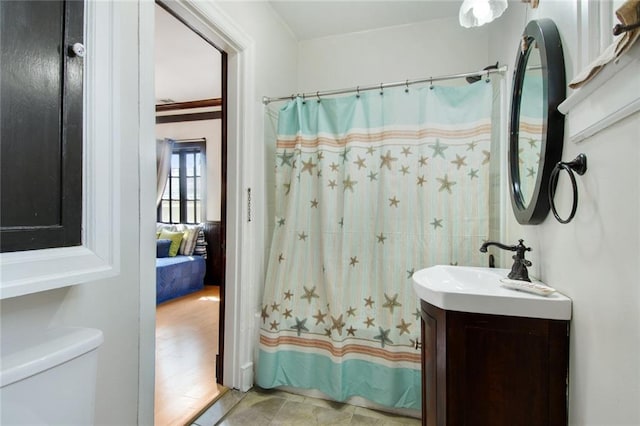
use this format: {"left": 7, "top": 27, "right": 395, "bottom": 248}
{"left": 259, "top": 81, "right": 495, "bottom": 411}
{"left": 257, "top": 349, "right": 422, "bottom": 409}
{"left": 277, "top": 82, "right": 494, "bottom": 134}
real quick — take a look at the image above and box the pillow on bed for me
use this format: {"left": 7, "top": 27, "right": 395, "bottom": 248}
{"left": 179, "top": 226, "right": 201, "bottom": 256}
{"left": 192, "top": 229, "right": 208, "bottom": 259}
{"left": 158, "top": 230, "right": 183, "bottom": 257}
{"left": 156, "top": 239, "right": 172, "bottom": 258}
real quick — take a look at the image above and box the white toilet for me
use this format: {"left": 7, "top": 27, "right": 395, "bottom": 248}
{"left": 0, "top": 327, "right": 104, "bottom": 425}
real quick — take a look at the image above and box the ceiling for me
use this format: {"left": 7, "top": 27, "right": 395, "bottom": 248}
{"left": 268, "top": 0, "right": 461, "bottom": 40}
{"left": 155, "top": 5, "right": 221, "bottom": 104}
{"left": 154, "top": 1, "right": 463, "bottom": 104}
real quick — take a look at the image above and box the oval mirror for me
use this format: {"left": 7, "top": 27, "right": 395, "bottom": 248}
{"left": 509, "top": 19, "right": 566, "bottom": 225}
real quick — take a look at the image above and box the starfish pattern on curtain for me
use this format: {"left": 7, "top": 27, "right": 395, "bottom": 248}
{"left": 258, "top": 82, "right": 495, "bottom": 410}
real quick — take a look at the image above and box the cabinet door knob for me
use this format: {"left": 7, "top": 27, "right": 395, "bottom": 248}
{"left": 69, "top": 42, "right": 85, "bottom": 58}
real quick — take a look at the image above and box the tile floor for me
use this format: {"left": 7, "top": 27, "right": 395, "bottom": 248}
{"left": 192, "top": 387, "right": 421, "bottom": 426}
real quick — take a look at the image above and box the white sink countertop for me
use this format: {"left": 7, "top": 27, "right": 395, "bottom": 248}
{"left": 412, "top": 265, "right": 572, "bottom": 320}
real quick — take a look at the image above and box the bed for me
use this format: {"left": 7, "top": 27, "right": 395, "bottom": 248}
{"left": 155, "top": 223, "right": 208, "bottom": 304}
{"left": 156, "top": 255, "right": 206, "bottom": 304}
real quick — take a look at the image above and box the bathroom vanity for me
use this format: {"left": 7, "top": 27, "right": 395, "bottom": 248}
{"left": 413, "top": 266, "right": 571, "bottom": 426}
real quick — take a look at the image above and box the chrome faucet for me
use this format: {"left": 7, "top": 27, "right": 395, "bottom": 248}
{"left": 479, "top": 239, "right": 532, "bottom": 282}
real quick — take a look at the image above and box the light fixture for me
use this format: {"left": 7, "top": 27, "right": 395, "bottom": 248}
{"left": 459, "top": 0, "right": 508, "bottom": 28}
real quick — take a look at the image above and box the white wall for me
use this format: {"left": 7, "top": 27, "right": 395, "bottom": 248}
{"left": 157, "top": 119, "right": 223, "bottom": 222}
{"left": 490, "top": 1, "right": 640, "bottom": 424}
{"left": 297, "top": 16, "right": 490, "bottom": 92}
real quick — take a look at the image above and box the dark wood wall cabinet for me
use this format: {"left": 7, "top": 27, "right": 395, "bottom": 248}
{"left": 0, "top": 0, "right": 84, "bottom": 252}
{"left": 420, "top": 300, "right": 569, "bottom": 426}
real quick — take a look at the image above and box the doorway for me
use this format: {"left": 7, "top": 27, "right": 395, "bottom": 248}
{"left": 154, "top": 3, "right": 227, "bottom": 423}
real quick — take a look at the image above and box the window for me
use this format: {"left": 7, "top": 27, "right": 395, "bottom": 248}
{"left": 158, "top": 141, "right": 206, "bottom": 224}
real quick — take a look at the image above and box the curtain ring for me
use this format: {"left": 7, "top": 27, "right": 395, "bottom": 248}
{"left": 485, "top": 69, "right": 491, "bottom": 83}
{"left": 429, "top": 77, "right": 434, "bottom": 90}
{"left": 302, "top": 93, "right": 306, "bottom": 104}
{"left": 548, "top": 154, "right": 588, "bottom": 224}
{"left": 405, "top": 79, "right": 409, "bottom": 93}
{"left": 356, "top": 86, "right": 360, "bottom": 98}
{"left": 379, "top": 83, "right": 383, "bottom": 95}
{"left": 316, "top": 91, "right": 321, "bottom": 103}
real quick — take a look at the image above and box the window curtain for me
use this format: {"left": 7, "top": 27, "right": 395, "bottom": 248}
{"left": 257, "top": 82, "right": 495, "bottom": 411}
{"left": 156, "top": 138, "right": 173, "bottom": 207}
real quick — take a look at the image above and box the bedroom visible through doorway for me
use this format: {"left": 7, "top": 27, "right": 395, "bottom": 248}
{"left": 154, "top": 2, "right": 228, "bottom": 424}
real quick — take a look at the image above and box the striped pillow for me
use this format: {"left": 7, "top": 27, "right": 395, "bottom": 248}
{"left": 179, "top": 226, "right": 201, "bottom": 256}
{"left": 192, "top": 229, "right": 208, "bottom": 259}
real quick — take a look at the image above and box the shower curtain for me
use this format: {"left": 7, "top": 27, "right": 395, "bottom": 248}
{"left": 257, "top": 82, "right": 495, "bottom": 410}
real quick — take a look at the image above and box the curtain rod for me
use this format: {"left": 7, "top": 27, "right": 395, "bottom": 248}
{"left": 262, "top": 65, "right": 508, "bottom": 105}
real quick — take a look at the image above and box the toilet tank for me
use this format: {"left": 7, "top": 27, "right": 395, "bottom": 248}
{"left": 0, "top": 327, "right": 104, "bottom": 425}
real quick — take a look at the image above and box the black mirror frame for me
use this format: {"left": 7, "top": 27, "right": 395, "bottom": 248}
{"left": 509, "top": 19, "right": 566, "bottom": 225}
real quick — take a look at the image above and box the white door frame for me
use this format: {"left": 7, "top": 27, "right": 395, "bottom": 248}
{"left": 139, "top": 1, "right": 254, "bottom": 422}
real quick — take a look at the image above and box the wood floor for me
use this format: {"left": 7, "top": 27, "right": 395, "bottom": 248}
{"left": 155, "top": 286, "right": 225, "bottom": 426}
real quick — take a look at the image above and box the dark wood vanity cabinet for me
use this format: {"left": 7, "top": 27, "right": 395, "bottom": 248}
{"left": 420, "top": 300, "right": 569, "bottom": 426}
